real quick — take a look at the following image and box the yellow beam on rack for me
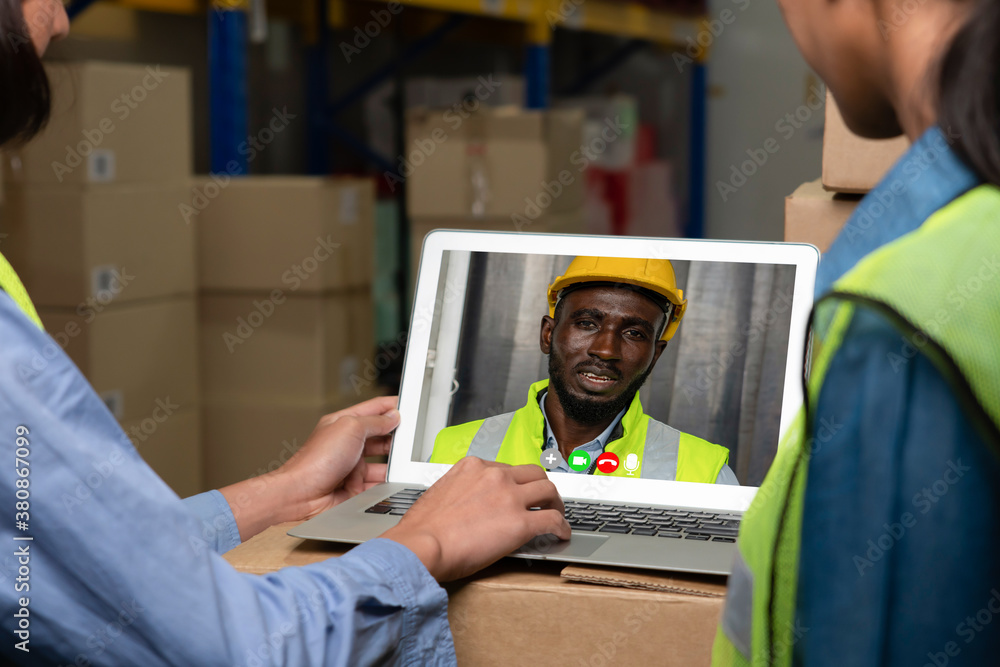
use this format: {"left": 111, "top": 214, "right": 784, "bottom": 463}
{"left": 329, "top": 0, "right": 348, "bottom": 27}
{"left": 357, "top": 0, "right": 702, "bottom": 49}
{"left": 98, "top": 0, "right": 703, "bottom": 54}
{"left": 548, "top": 0, "right": 702, "bottom": 47}
{"left": 388, "top": 0, "right": 535, "bottom": 21}
{"left": 111, "top": 0, "right": 203, "bottom": 13}
{"left": 527, "top": 14, "right": 551, "bottom": 45}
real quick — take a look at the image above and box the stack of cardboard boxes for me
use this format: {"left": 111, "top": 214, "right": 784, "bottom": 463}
{"left": 560, "top": 94, "right": 684, "bottom": 238}
{"left": 784, "top": 91, "right": 910, "bottom": 251}
{"left": 405, "top": 106, "right": 587, "bottom": 284}
{"left": 195, "top": 177, "right": 377, "bottom": 489}
{"left": 2, "top": 62, "right": 200, "bottom": 496}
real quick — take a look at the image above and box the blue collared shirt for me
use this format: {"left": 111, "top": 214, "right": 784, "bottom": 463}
{"left": 0, "top": 292, "right": 456, "bottom": 665}
{"left": 539, "top": 390, "right": 626, "bottom": 473}
{"left": 538, "top": 390, "right": 740, "bottom": 484}
{"left": 792, "top": 126, "right": 1000, "bottom": 666}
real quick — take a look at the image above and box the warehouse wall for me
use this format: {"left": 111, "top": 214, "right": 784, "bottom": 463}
{"left": 705, "top": 0, "right": 825, "bottom": 241}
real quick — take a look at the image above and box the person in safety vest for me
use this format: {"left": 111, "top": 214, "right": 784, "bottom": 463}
{"left": 0, "top": 3, "right": 569, "bottom": 663}
{"left": 712, "top": 0, "right": 1000, "bottom": 665}
{"left": 430, "top": 256, "right": 740, "bottom": 485}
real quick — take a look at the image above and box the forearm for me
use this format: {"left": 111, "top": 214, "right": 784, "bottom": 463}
{"left": 219, "top": 470, "right": 308, "bottom": 542}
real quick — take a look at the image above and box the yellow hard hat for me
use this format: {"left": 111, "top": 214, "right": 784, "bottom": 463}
{"left": 547, "top": 256, "right": 688, "bottom": 341}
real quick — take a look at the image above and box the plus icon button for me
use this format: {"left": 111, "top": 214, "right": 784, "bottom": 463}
{"left": 542, "top": 451, "right": 558, "bottom": 469}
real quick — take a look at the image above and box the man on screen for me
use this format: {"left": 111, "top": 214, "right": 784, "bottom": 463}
{"left": 430, "top": 256, "right": 739, "bottom": 484}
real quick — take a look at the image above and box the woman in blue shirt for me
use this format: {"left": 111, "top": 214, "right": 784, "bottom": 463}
{"left": 0, "top": 2, "right": 569, "bottom": 664}
{"left": 715, "top": 0, "right": 1000, "bottom": 665}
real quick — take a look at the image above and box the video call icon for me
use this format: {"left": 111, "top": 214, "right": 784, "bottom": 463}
{"left": 568, "top": 451, "right": 592, "bottom": 472}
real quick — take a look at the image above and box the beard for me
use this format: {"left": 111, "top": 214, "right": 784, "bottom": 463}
{"left": 547, "top": 348, "right": 654, "bottom": 426}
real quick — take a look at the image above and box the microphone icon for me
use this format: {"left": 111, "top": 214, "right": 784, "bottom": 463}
{"left": 624, "top": 453, "right": 640, "bottom": 476}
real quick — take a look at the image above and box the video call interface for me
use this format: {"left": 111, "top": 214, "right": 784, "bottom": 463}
{"left": 411, "top": 250, "right": 798, "bottom": 489}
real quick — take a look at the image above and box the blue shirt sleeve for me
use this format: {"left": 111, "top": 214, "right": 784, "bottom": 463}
{"left": 0, "top": 294, "right": 456, "bottom": 666}
{"left": 182, "top": 490, "right": 243, "bottom": 554}
{"left": 794, "top": 307, "right": 1000, "bottom": 666}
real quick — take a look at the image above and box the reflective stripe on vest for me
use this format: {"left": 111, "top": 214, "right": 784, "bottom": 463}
{"left": 466, "top": 412, "right": 515, "bottom": 461}
{"left": 643, "top": 419, "right": 681, "bottom": 480}
{"left": 442, "top": 379, "right": 730, "bottom": 483}
{"left": 713, "top": 184, "right": 1000, "bottom": 666}
{"left": 0, "top": 251, "right": 42, "bottom": 329}
{"left": 467, "top": 409, "right": 683, "bottom": 479}
{"left": 720, "top": 547, "right": 754, "bottom": 660}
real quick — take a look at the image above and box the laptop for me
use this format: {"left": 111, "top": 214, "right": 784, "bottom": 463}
{"left": 290, "top": 231, "right": 819, "bottom": 575}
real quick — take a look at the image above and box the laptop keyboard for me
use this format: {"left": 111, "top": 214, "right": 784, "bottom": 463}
{"left": 364, "top": 488, "right": 426, "bottom": 516}
{"left": 562, "top": 501, "right": 740, "bottom": 542}
{"left": 365, "top": 491, "right": 741, "bottom": 543}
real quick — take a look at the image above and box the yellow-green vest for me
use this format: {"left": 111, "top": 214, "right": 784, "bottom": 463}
{"left": 713, "top": 185, "right": 1000, "bottom": 665}
{"left": 0, "top": 251, "right": 42, "bottom": 328}
{"left": 430, "top": 379, "right": 731, "bottom": 484}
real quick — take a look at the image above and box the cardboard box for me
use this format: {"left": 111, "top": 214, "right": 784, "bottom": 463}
{"left": 69, "top": 5, "right": 139, "bottom": 41}
{"left": 784, "top": 179, "right": 862, "bottom": 252}
{"left": 4, "top": 61, "right": 191, "bottom": 185}
{"left": 409, "top": 210, "right": 584, "bottom": 288}
{"left": 202, "top": 388, "right": 385, "bottom": 490}
{"left": 121, "top": 407, "right": 202, "bottom": 498}
{"left": 194, "top": 176, "right": 374, "bottom": 292}
{"left": 38, "top": 297, "right": 199, "bottom": 423}
{"left": 200, "top": 289, "right": 373, "bottom": 404}
{"left": 2, "top": 183, "right": 195, "bottom": 307}
{"left": 406, "top": 107, "right": 585, "bottom": 219}
{"left": 559, "top": 94, "right": 639, "bottom": 171}
{"left": 627, "top": 160, "right": 682, "bottom": 238}
{"left": 348, "top": 288, "right": 375, "bottom": 364}
{"left": 225, "top": 523, "right": 727, "bottom": 665}
{"left": 202, "top": 400, "right": 328, "bottom": 490}
{"left": 823, "top": 91, "right": 909, "bottom": 193}
{"left": 405, "top": 75, "right": 525, "bottom": 109}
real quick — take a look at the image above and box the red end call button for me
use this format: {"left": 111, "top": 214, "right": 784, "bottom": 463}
{"left": 595, "top": 452, "right": 620, "bottom": 474}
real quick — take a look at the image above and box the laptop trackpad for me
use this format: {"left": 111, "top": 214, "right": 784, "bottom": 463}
{"left": 514, "top": 533, "right": 609, "bottom": 558}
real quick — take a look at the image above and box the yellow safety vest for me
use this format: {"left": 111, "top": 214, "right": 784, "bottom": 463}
{"left": 0, "top": 251, "right": 42, "bottom": 328}
{"left": 430, "top": 379, "right": 731, "bottom": 483}
{"left": 713, "top": 184, "right": 1000, "bottom": 665}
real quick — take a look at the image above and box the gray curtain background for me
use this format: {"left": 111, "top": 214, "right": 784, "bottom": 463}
{"left": 448, "top": 252, "right": 797, "bottom": 486}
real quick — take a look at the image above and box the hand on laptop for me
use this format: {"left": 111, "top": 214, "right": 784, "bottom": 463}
{"left": 381, "top": 457, "right": 571, "bottom": 581}
{"left": 220, "top": 395, "right": 400, "bottom": 541}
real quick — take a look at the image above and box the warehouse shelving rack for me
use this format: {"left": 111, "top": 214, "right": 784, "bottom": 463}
{"left": 64, "top": 0, "right": 708, "bottom": 238}
{"left": 64, "top": 0, "right": 709, "bottom": 331}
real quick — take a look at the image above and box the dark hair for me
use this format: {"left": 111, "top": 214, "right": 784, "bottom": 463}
{"left": 938, "top": 0, "right": 1000, "bottom": 186}
{"left": 0, "top": 0, "right": 51, "bottom": 147}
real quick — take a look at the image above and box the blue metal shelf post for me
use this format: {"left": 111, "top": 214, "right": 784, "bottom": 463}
{"left": 209, "top": 0, "right": 249, "bottom": 175}
{"left": 525, "top": 20, "right": 552, "bottom": 109}
{"left": 687, "top": 62, "right": 707, "bottom": 239}
{"left": 306, "top": 0, "right": 331, "bottom": 174}
{"left": 525, "top": 44, "right": 550, "bottom": 109}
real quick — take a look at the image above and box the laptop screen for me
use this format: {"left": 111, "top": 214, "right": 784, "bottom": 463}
{"left": 390, "top": 232, "right": 818, "bottom": 512}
